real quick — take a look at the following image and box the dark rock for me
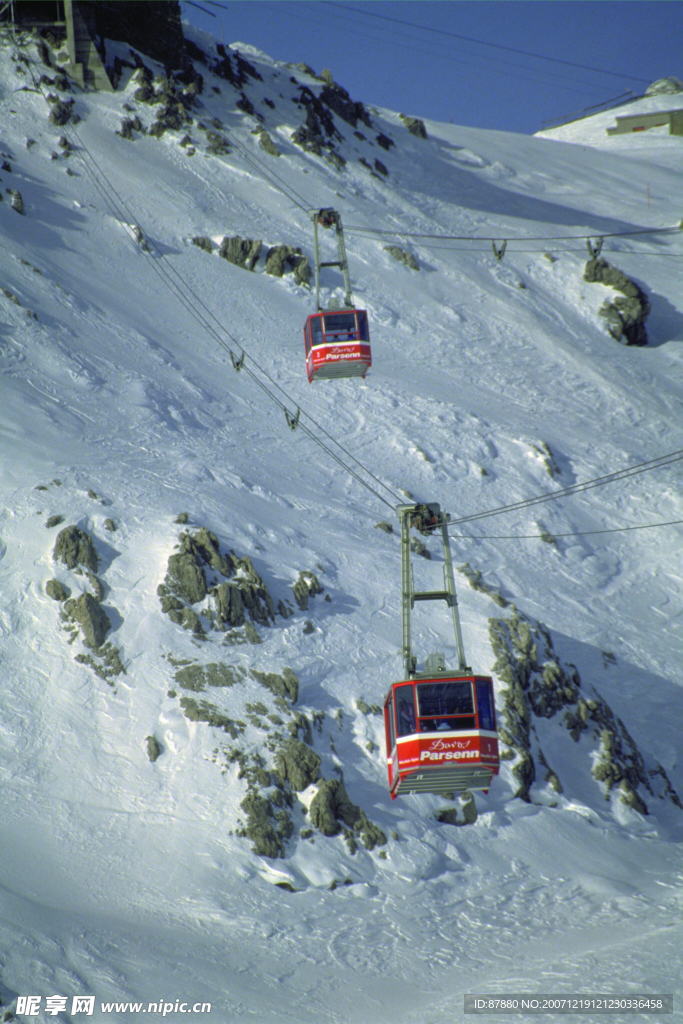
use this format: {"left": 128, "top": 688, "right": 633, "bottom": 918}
{"left": 275, "top": 738, "right": 321, "bottom": 791}
{"left": 146, "top": 735, "right": 162, "bottom": 762}
{"left": 212, "top": 44, "right": 262, "bottom": 88}
{"left": 192, "top": 528, "right": 234, "bottom": 576}
{"left": 219, "top": 236, "right": 262, "bottom": 270}
{"left": 118, "top": 118, "right": 135, "bottom": 141}
{"left": 46, "top": 579, "right": 70, "bottom": 601}
{"left": 86, "top": 571, "right": 105, "bottom": 602}
{"left": 104, "top": 519, "right": 116, "bottom": 531}
{"left": 54, "top": 525, "right": 99, "bottom": 572}
{"left": 165, "top": 549, "right": 206, "bottom": 605}
{"left": 308, "top": 779, "right": 387, "bottom": 849}
{"left": 400, "top": 114, "right": 427, "bottom": 138}
{"left": 374, "top": 158, "right": 388, "bottom": 176}
{"left": 258, "top": 130, "right": 279, "bottom": 156}
{"left": 133, "top": 85, "right": 155, "bottom": 104}
{"left": 303, "top": 620, "right": 315, "bottom": 634}
{"left": 320, "top": 82, "right": 372, "bottom": 129}
{"left": 174, "top": 662, "right": 238, "bottom": 690}
{"left": 384, "top": 245, "right": 418, "bottom": 270}
{"left": 179, "top": 696, "right": 244, "bottom": 737}
{"left": 292, "top": 570, "right": 323, "bottom": 610}
{"left": 8, "top": 190, "right": 24, "bottom": 214}
{"left": 180, "top": 607, "right": 204, "bottom": 636}
{"left": 244, "top": 621, "right": 263, "bottom": 644}
{"left": 63, "top": 592, "right": 111, "bottom": 648}
{"left": 214, "top": 581, "right": 245, "bottom": 626}
{"left": 250, "top": 667, "right": 299, "bottom": 703}
{"left": 49, "top": 101, "right": 73, "bottom": 126}
{"left": 436, "top": 792, "right": 477, "bottom": 825}
{"left": 459, "top": 562, "right": 507, "bottom": 606}
{"left": 45, "top": 514, "right": 65, "bottom": 529}
{"left": 265, "top": 245, "right": 311, "bottom": 284}
{"left": 236, "top": 92, "right": 255, "bottom": 116}
{"left": 240, "top": 793, "right": 284, "bottom": 858}
{"left": 205, "top": 130, "right": 230, "bottom": 155}
{"left": 583, "top": 257, "right": 650, "bottom": 346}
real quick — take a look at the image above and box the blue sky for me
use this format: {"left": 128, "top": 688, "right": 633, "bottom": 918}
{"left": 180, "top": 1, "right": 683, "bottom": 135}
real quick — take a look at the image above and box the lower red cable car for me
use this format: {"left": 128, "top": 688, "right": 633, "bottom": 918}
{"left": 384, "top": 672, "right": 499, "bottom": 799}
{"left": 383, "top": 503, "right": 500, "bottom": 800}
{"left": 304, "top": 309, "right": 371, "bottom": 382}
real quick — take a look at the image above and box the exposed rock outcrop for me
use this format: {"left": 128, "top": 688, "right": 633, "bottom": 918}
{"left": 265, "top": 245, "right": 311, "bottom": 285}
{"left": 275, "top": 738, "right": 321, "bottom": 791}
{"left": 46, "top": 579, "right": 70, "bottom": 601}
{"left": 219, "top": 236, "right": 262, "bottom": 270}
{"left": 489, "top": 610, "right": 681, "bottom": 812}
{"left": 292, "top": 570, "right": 323, "bottom": 611}
{"left": 384, "top": 245, "right": 419, "bottom": 270}
{"left": 63, "top": 592, "right": 111, "bottom": 648}
{"left": 53, "top": 525, "right": 99, "bottom": 572}
{"left": 308, "top": 779, "right": 387, "bottom": 850}
{"left": 400, "top": 114, "right": 427, "bottom": 138}
{"left": 584, "top": 257, "right": 650, "bottom": 346}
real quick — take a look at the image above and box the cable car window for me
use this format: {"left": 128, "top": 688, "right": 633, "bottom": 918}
{"left": 476, "top": 679, "right": 495, "bottom": 732}
{"left": 417, "top": 681, "right": 475, "bottom": 732}
{"left": 323, "top": 312, "right": 357, "bottom": 334}
{"left": 388, "top": 701, "right": 396, "bottom": 750}
{"left": 417, "top": 681, "right": 474, "bottom": 718}
{"left": 311, "top": 318, "right": 323, "bottom": 346}
{"left": 395, "top": 685, "right": 416, "bottom": 737}
{"left": 356, "top": 311, "right": 369, "bottom": 340}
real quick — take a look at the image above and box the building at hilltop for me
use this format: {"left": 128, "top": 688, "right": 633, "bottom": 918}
{"left": 606, "top": 108, "right": 683, "bottom": 136}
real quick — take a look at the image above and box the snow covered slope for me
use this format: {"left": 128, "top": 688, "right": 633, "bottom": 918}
{"left": 0, "top": 24, "right": 682, "bottom": 1024}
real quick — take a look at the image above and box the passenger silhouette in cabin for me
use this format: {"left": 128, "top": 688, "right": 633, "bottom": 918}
{"left": 396, "top": 689, "right": 416, "bottom": 736}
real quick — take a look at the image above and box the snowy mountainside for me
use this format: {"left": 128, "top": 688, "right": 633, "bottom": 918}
{"left": 0, "top": 23, "right": 682, "bottom": 1023}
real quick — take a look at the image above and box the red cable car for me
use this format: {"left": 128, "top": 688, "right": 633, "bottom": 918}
{"left": 383, "top": 503, "right": 500, "bottom": 799}
{"left": 384, "top": 671, "right": 499, "bottom": 799}
{"left": 304, "top": 308, "right": 371, "bottom": 382}
{"left": 304, "top": 207, "right": 372, "bottom": 382}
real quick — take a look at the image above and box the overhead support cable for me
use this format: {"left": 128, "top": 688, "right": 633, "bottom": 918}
{"left": 446, "top": 450, "right": 683, "bottom": 529}
{"left": 346, "top": 225, "right": 681, "bottom": 243}
{"left": 325, "top": 2, "right": 652, "bottom": 85}
{"left": 451, "top": 519, "right": 683, "bottom": 540}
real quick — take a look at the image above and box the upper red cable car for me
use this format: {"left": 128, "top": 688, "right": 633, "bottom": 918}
{"left": 303, "top": 208, "right": 372, "bottom": 382}
{"left": 304, "top": 308, "right": 371, "bottom": 382}
{"left": 383, "top": 503, "right": 500, "bottom": 799}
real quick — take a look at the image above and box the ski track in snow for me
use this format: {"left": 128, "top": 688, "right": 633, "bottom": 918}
{"left": 0, "top": 28, "right": 681, "bottom": 1023}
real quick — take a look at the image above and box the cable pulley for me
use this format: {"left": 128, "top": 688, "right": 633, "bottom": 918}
{"left": 587, "top": 237, "right": 604, "bottom": 258}
{"left": 230, "top": 349, "right": 245, "bottom": 372}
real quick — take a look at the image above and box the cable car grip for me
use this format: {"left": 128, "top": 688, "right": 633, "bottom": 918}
{"left": 492, "top": 240, "right": 507, "bottom": 261}
{"left": 587, "top": 237, "right": 604, "bottom": 258}
{"left": 230, "top": 349, "right": 245, "bottom": 372}
{"left": 284, "top": 406, "right": 301, "bottom": 430}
